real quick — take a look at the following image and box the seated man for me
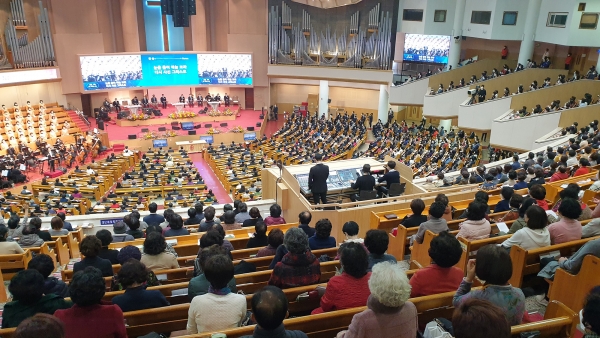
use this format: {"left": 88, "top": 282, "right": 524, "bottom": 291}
{"left": 241, "top": 286, "right": 308, "bottom": 338}
{"left": 376, "top": 160, "right": 400, "bottom": 197}
{"left": 350, "top": 164, "right": 376, "bottom": 202}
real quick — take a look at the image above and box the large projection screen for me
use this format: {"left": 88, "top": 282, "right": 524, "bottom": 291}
{"left": 79, "top": 52, "right": 253, "bottom": 92}
{"left": 403, "top": 34, "right": 450, "bottom": 64}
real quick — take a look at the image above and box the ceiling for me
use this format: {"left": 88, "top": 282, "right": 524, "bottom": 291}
{"left": 291, "top": 0, "right": 362, "bottom": 9}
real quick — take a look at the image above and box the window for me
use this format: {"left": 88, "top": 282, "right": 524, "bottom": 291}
{"left": 578, "top": 3, "right": 586, "bottom": 11}
{"left": 403, "top": 9, "right": 424, "bottom": 22}
{"left": 502, "top": 11, "right": 518, "bottom": 25}
{"left": 471, "top": 11, "right": 491, "bottom": 25}
{"left": 580, "top": 13, "right": 598, "bottom": 29}
{"left": 547, "top": 12, "right": 568, "bottom": 27}
{"left": 434, "top": 10, "right": 447, "bottom": 22}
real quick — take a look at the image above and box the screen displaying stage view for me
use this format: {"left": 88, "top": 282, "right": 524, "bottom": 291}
{"left": 153, "top": 139, "right": 168, "bottom": 148}
{"left": 80, "top": 53, "right": 253, "bottom": 91}
{"left": 200, "top": 135, "right": 214, "bottom": 144}
{"left": 403, "top": 34, "right": 450, "bottom": 64}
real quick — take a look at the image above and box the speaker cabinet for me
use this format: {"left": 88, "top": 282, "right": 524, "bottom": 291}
{"left": 256, "top": 122, "right": 262, "bottom": 127}
{"left": 247, "top": 126, "right": 255, "bottom": 131}
{"left": 172, "top": 126, "right": 181, "bottom": 130}
{"left": 220, "top": 123, "right": 228, "bottom": 127}
{"left": 188, "top": 130, "right": 196, "bottom": 135}
{"left": 128, "top": 134, "right": 136, "bottom": 139}
{"left": 205, "top": 124, "right": 212, "bottom": 128}
{"left": 194, "top": 124, "right": 201, "bottom": 129}
{"left": 158, "top": 127, "right": 166, "bottom": 131}
{"left": 141, "top": 128, "right": 149, "bottom": 133}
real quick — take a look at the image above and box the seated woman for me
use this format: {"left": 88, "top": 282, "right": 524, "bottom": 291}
{"left": 111, "top": 245, "right": 160, "bottom": 291}
{"left": 264, "top": 203, "right": 286, "bottom": 226}
{"left": 73, "top": 236, "right": 114, "bottom": 277}
{"left": 453, "top": 244, "right": 525, "bottom": 325}
{"left": 55, "top": 267, "right": 127, "bottom": 338}
{"left": 140, "top": 232, "right": 180, "bottom": 270}
{"left": 340, "top": 221, "right": 364, "bottom": 245}
{"left": 1, "top": 270, "right": 71, "bottom": 328}
{"left": 186, "top": 254, "right": 247, "bottom": 334}
{"left": 112, "top": 260, "right": 169, "bottom": 312}
{"left": 549, "top": 183, "right": 593, "bottom": 221}
{"left": 400, "top": 199, "right": 428, "bottom": 228}
{"left": 548, "top": 198, "right": 582, "bottom": 244}
{"left": 501, "top": 205, "right": 551, "bottom": 250}
{"left": 221, "top": 210, "right": 242, "bottom": 231}
{"left": 312, "top": 242, "right": 371, "bottom": 314}
{"left": 336, "top": 262, "right": 417, "bottom": 338}
{"left": 0, "top": 226, "right": 24, "bottom": 255}
{"left": 48, "top": 216, "right": 68, "bottom": 236}
{"left": 13, "top": 313, "right": 65, "bottom": 338}
{"left": 256, "top": 228, "right": 284, "bottom": 257}
{"left": 242, "top": 207, "right": 263, "bottom": 227}
{"left": 494, "top": 194, "right": 522, "bottom": 223}
{"left": 246, "top": 221, "right": 268, "bottom": 248}
{"left": 500, "top": 197, "right": 536, "bottom": 235}
{"left": 17, "top": 225, "right": 44, "bottom": 248}
{"left": 308, "top": 219, "right": 336, "bottom": 250}
{"left": 409, "top": 231, "right": 464, "bottom": 297}
{"left": 268, "top": 228, "right": 321, "bottom": 289}
{"left": 365, "top": 229, "right": 397, "bottom": 270}
{"left": 456, "top": 201, "right": 491, "bottom": 241}
{"left": 452, "top": 299, "right": 511, "bottom": 338}
{"left": 164, "top": 214, "right": 190, "bottom": 237}
{"left": 574, "top": 158, "right": 592, "bottom": 177}
{"left": 188, "top": 244, "right": 237, "bottom": 301}
{"left": 493, "top": 187, "right": 514, "bottom": 213}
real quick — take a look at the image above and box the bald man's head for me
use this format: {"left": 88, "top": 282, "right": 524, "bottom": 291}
{"left": 251, "top": 286, "right": 288, "bottom": 330}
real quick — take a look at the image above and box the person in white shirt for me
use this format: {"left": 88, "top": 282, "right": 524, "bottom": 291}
{"left": 501, "top": 205, "right": 550, "bottom": 250}
{"left": 186, "top": 254, "right": 246, "bottom": 334}
{"left": 86, "top": 166, "right": 96, "bottom": 175}
{"left": 123, "top": 146, "right": 133, "bottom": 157}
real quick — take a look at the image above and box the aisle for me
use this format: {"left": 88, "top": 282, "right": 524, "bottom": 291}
{"left": 189, "top": 153, "right": 232, "bottom": 204}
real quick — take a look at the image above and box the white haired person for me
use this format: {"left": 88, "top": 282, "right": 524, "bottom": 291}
{"left": 336, "top": 261, "right": 417, "bottom": 338}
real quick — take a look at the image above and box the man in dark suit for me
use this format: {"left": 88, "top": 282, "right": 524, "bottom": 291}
{"left": 350, "top": 164, "right": 376, "bottom": 202}
{"left": 188, "top": 94, "right": 194, "bottom": 107}
{"left": 179, "top": 94, "right": 186, "bottom": 107}
{"left": 131, "top": 96, "right": 139, "bottom": 105}
{"left": 308, "top": 153, "right": 329, "bottom": 204}
{"left": 377, "top": 160, "right": 400, "bottom": 197}
{"left": 160, "top": 94, "right": 167, "bottom": 109}
{"left": 477, "top": 85, "right": 487, "bottom": 103}
{"left": 141, "top": 96, "right": 149, "bottom": 108}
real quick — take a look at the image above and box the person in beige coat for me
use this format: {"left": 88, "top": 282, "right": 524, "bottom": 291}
{"left": 456, "top": 201, "right": 491, "bottom": 241}
{"left": 140, "top": 232, "right": 180, "bottom": 270}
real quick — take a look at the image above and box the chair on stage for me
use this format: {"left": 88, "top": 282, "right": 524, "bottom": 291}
{"left": 384, "top": 183, "right": 406, "bottom": 198}
{"left": 357, "top": 190, "right": 377, "bottom": 201}
{"left": 232, "top": 96, "right": 239, "bottom": 105}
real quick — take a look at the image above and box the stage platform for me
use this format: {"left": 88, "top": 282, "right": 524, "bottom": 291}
{"left": 116, "top": 114, "right": 237, "bottom": 127}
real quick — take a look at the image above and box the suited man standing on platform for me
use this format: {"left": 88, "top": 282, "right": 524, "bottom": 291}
{"left": 350, "top": 164, "right": 376, "bottom": 202}
{"left": 376, "top": 160, "right": 400, "bottom": 197}
{"left": 308, "top": 153, "right": 329, "bottom": 205}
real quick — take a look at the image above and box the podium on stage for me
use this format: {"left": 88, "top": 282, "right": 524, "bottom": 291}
{"left": 125, "top": 105, "right": 142, "bottom": 115}
{"left": 207, "top": 101, "right": 219, "bottom": 111}
{"left": 173, "top": 103, "right": 185, "bottom": 112}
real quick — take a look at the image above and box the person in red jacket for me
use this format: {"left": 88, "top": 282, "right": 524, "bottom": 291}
{"left": 54, "top": 267, "right": 127, "bottom": 338}
{"left": 549, "top": 165, "right": 570, "bottom": 182}
{"left": 312, "top": 242, "right": 371, "bottom": 314}
{"left": 409, "top": 231, "right": 464, "bottom": 298}
{"left": 501, "top": 46, "right": 509, "bottom": 59}
{"left": 574, "top": 158, "right": 592, "bottom": 177}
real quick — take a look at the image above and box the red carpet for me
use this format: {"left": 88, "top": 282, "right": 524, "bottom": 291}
{"left": 92, "top": 106, "right": 264, "bottom": 141}
{"left": 43, "top": 171, "right": 64, "bottom": 178}
{"left": 189, "top": 153, "right": 232, "bottom": 204}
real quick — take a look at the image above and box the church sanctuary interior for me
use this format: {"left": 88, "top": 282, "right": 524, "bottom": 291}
{"left": 1, "top": 0, "right": 600, "bottom": 337}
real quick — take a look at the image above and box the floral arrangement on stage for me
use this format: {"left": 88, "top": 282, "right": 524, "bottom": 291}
{"left": 207, "top": 127, "right": 221, "bottom": 135}
{"left": 231, "top": 126, "right": 244, "bottom": 133}
{"left": 142, "top": 130, "right": 179, "bottom": 139}
{"left": 168, "top": 111, "right": 197, "bottom": 119}
{"left": 143, "top": 131, "right": 159, "bottom": 140}
{"left": 163, "top": 130, "right": 178, "bottom": 138}
{"left": 127, "top": 112, "right": 150, "bottom": 121}
{"left": 208, "top": 108, "right": 236, "bottom": 117}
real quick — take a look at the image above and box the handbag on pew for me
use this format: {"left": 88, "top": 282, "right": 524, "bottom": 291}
{"left": 421, "top": 319, "right": 453, "bottom": 338}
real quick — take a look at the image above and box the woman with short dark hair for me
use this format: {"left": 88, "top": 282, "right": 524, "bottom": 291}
{"left": 549, "top": 198, "right": 583, "bottom": 244}
{"left": 55, "top": 267, "right": 127, "bottom": 338}
{"left": 456, "top": 201, "right": 491, "bottom": 241}
{"left": 453, "top": 244, "right": 525, "bottom": 325}
{"left": 312, "top": 242, "right": 370, "bottom": 314}
{"left": 221, "top": 210, "right": 242, "bottom": 231}
{"left": 268, "top": 228, "right": 321, "bottom": 289}
{"left": 48, "top": 216, "right": 68, "bottom": 236}
{"left": 14, "top": 313, "right": 65, "bottom": 338}
{"left": 308, "top": 218, "right": 336, "bottom": 250}
{"left": 140, "top": 232, "right": 180, "bottom": 270}
{"left": 164, "top": 214, "right": 190, "bottom": 237}
{"left": 111, "top": 260, "right": 169, "bottom": 312}
{"left": 264, "top": 203, "right": 286, "bottom": 225}
{"left": 501, "top": 205, "right": 550, "bottom": 250}
{"left": 242, "top": 207, "right": 263, "bottom": 227}
{"left": 400, "top": 199, "right": 427, "bottom": 228}
{"left": 452, "top": 299, "right": 511, "bottom": 338}
{"left": 73, "top": 236, "right": 113, "bottom": 277}
{"left": 186, "top": 255, "right": 247, "bottom": 334}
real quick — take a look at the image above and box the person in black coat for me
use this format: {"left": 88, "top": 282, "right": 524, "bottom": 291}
{"left": 376, "top": 160, "right": 401, "bottom": 197}
{"left": 96, "top": 230, "right": 120, "bottom": 265}
{"left": 246, "top": 221, "right": 269, "bottom": 248}
{"left": 160, "top": 94, "right": 167, "bottom": 109}
{"left": 308, "top": 153, "right": 329, "bottom": 204}
{"left": 112, "top": 260, "right": 169, "bottom": 312}
{"left": 73, "top": 236, "right": 114, "bottom": 277}
{"left": 350, "top": 164, "right": 376, "bottom": 202}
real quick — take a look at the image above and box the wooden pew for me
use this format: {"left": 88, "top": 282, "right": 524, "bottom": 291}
{"left": 0, "top": 250, "right": 33, "bottom": 281}
{"left": 508, "top": 233, "right": 600, "bottom": 288}
{"left": 548, "top": 254, "right": 600, "bottom": 312}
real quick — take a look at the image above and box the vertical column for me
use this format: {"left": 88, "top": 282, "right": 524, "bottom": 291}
{"left": 120, "top": 0, "right": 141, "bottom": 52}
{"left": 447, "top": 0, "right": 466, "bottom": 70}
{"left": 596, "top": 51, "right": 600, "bottom": 69}
{"left": 318, "top": 80, "right": 329, "bottom": 118}
{"left": 378, "top": 85, "right": 389, "bottom": 123}
{"left": 518, "top": 0, "right": 542, "bottom": 66}
{"left": 190, "top": 0, "right": 208, "bottom": 51}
